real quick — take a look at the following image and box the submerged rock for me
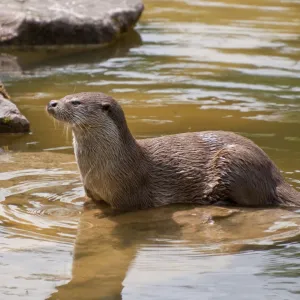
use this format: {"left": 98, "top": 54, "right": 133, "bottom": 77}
{"left": 0, "top": 82, "right": 30, "bottom": 133}
{"left": 0, "top": 0, "right": 144, "bottom": 46}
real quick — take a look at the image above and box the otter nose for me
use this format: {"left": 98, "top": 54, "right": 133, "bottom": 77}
{"left": 48, "top": 100, "right": 58, "bottom": 108}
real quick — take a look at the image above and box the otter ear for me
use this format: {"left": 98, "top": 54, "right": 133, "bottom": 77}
{"left": 101, "top": 103, "right": 111, "bottom": 112}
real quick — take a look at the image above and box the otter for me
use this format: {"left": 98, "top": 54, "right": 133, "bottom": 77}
{"left": 47, "top": 92, "right": 300, "bottom": 211}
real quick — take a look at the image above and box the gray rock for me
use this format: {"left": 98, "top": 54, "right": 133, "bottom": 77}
{"left": 0, "top": 0, "right": 144, "bottom": 46}
{"left": 0, "top": 82, "right": 30, "bottom": 133}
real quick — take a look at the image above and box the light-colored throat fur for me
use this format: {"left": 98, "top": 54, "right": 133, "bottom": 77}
{"left": 72, "top": 125, "right": 143, "bottom": 206}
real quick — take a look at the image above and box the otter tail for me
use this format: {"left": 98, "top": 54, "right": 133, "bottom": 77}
{"left": 277, "top": 183, "right": 300, "bottom": 207}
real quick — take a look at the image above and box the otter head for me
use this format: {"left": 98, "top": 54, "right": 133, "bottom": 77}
{"left": 47, "top": 92, "right": 129, "bottom": 138}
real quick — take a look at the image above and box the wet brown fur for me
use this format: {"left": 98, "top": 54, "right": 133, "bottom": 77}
{"left": 47, "top": 92, "right": 300, "bottom": 211}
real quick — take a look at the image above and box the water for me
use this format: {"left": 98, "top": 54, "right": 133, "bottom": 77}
{"left": 1, "top": 0, "right": 300, "bottom": 299}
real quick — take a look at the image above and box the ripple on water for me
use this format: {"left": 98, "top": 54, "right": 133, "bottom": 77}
{"left": 0, "top": 152, "right": 83, "bottom": 299}
{"left": 0, "top": 152, "right": 83, "bottom": 237}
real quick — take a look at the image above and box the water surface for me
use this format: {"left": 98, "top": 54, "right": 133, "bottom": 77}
{"left": 1, "top": 0, "right": 300, "bottom": 299}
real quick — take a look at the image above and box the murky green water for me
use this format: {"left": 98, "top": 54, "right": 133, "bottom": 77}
{"left": 1, "top": 0, "right": 300, "bottom": 299}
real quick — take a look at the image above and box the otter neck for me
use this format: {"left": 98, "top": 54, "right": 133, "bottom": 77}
{"left": 72, "top": 126, "right": 144, "bottom": 205}
{"left": 72, "top": 125, "right": 139, "bottom": 166}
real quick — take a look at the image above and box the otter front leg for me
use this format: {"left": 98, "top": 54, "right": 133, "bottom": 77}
{"left": 83, "top": 187, "right": 117, "bottom": 215}
{"left": 84, "top": 187, "right": 106, "bottom": 203}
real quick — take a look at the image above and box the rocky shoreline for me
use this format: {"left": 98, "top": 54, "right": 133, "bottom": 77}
{"left": 0, "top": 82, "right": 30, "bottom": 133}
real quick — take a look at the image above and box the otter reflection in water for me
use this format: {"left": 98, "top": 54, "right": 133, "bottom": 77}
{"left": 47, "top": 92, "right": 300, "bottom": 210}
{"left": 48, "top": 204, "right": 300, "bottom": 300}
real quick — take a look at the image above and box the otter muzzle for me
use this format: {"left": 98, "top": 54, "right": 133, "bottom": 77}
{"left": 47, "top": 100, "right": 58, "bottom": 115}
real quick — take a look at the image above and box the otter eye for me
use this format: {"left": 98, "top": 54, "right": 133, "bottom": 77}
{"left": 102, "top": 103, "right": 110, "bottom": 111}
{"left": 71, "top": 100, "right": 81, "bottom": 106}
